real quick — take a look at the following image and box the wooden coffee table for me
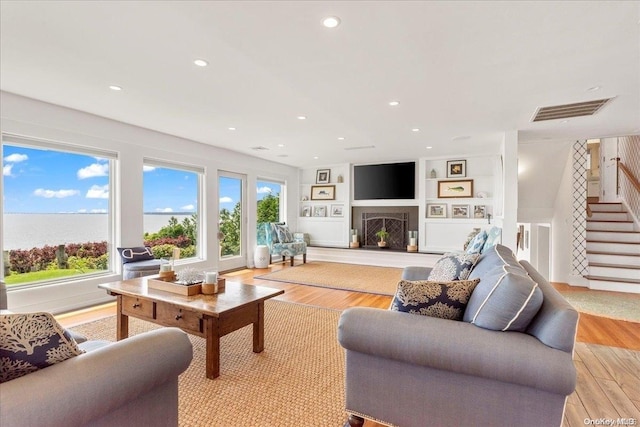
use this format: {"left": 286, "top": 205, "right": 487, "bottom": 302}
{"left": 98, "top": 278, "right": 284, "bottom": 379}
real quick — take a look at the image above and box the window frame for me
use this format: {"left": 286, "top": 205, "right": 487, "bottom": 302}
{"left": 1, "top": 134, "right": 117, "bottom": 288}
{"left": 142, "top": 158, "right": 204, "bottom": 263}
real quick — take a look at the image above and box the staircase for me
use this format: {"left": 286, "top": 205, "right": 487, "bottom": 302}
{"left": 586, "top": 202, "right": 640, "bottom": 293}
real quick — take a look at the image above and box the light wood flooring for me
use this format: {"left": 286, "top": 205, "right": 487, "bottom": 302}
{"left": 57, "top": 262, "right": 640, "bottom": 427}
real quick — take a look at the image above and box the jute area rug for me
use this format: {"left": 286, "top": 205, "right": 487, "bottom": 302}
{"left": 73, "top": 300, "right": 346, "bottom": 427}
{"left": 256, "top": 262, "right": 640, "bottom": 323}
{"left": 256, "top": 261, "right": 402, "bottom": 295}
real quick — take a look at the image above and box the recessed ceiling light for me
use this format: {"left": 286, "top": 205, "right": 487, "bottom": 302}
{"left": 388, "top": 101, "right": 400, "bottom": 106}
{"left": 587, "top": 86, "right": 601, "bottom": 92}
{"left": 322, "top": 16, "right": 341, "bottom": 28}
{"left": 297, "top": 115, "right": 307, "bottom": 120}
{"left": 412, "top": 128, "right": 420, "bottom": 132}
{"left": 228, "top": 127, "right": 236, "bottom": 131}
{"left": 109, "top": 85, "right": 122, "bottom": 91}
{"left": 313, "top": 156, "right": 319, "bottom": 160}
{"left": 337, "top": 137, "right": 345, "bottom": 140}
{"left": 561, "top": 120, "right": 570, "bottom": 123}
{"left": 277, "top": 144, "right": 285, "bottom": 148}
{"left": 194, "top": 59, "right": 208, "bottom": 67}
{"left": 426, "top": 146, "right": 433, "bottom": 149}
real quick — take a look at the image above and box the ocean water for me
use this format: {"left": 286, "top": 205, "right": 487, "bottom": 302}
{"left": 3, "top": 213, "right": 193, "bottom": 251}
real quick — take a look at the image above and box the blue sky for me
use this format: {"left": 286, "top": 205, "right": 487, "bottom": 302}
{"left": 3, "top": 144, "right": 281, "bottom": 213}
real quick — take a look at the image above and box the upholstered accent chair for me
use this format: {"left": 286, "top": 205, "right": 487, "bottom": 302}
{"left": 264, "top": 223, "right": 307, "bottom": 266}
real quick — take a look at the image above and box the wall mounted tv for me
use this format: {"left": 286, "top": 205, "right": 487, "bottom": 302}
{"left": 354, "top": 162, "right": 416, "bottom": 200}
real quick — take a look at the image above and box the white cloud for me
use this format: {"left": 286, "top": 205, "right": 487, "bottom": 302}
{"left": 77, "top": 209, "right": 87, "bottom": 213}
{"left": 219, "top": 196, "right": 233, "bottom": 203}
{"left": 77, "top": 163, "right": 109, "bottom": 179}
{"left": 34, "top": 188, "right": 80, "bottom": 198}
{"left": 257, "top": 186, "right": 273, "bottom": 194}
{"left": 156, "top": 207, "right": 174, "bottom": 213}
{"left": 4, "top": 153, "right": 28, "bottom": 163}
{"left": 180, "top": 204, "right": 195, "bottom": 210}
{"left": 143, "top": 165, "right": 156, "bottom": 172}
{"left": 85, "top": 184, "right": 109, "bottom": 199}
{"left": 3, "top": 164, "right": 13, "bottom": 176}
{"left": 90, "top": 209, "right": 107, "bottom": 213}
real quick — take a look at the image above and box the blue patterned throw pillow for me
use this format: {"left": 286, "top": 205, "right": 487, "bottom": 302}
{"left": 428, "top": 252, "right": 480, "bottom": 281}
{"left": 390, "top": 279, "right": 481, "bottom": 320}
{"left": 117, "top": 246, "right": 154, "bottom": 264}
{"left": 482, "top": 227, "right": 502, "bottom": 253}
{"left": 466, "top": 230, "right": 488, "bottom": 254}
{"left": 0, "top": 312, "right": 84, "bottom": 382}
{"left": 274, "top": 224, "right": 294, "bottom": 243}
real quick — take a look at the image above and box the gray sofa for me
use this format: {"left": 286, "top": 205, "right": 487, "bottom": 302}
{"left": 1, "top": 282, "right": 193, "bottom": 427}
{"left": 338, "top": 245, "right": 579, "bottom": 427}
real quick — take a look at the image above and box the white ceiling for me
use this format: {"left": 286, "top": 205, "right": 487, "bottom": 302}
{"left": 1, "top": 1, "right": 639, "bottom": 168}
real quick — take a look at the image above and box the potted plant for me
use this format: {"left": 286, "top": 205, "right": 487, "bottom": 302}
{"left": 375, "top": 228, "right": 389, "bottom": 247}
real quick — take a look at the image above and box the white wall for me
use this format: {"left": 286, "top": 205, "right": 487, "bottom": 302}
{"left": 1, "top": 91, "right": 299, "bottom": 313}
{"left": 550, "top": 148, "right": 586, "bottom": 286}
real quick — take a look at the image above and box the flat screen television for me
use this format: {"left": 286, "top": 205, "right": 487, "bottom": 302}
{"left": 354, "top": 162, "right": 416, "bottom": 200}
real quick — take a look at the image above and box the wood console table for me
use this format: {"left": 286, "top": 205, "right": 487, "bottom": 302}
{"left": 98, "top": 278, "right": 284, "bottom": 379}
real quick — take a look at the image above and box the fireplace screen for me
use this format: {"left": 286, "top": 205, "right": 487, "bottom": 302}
{"left": 362, "top": 213, "right": 408, "bottom": 250}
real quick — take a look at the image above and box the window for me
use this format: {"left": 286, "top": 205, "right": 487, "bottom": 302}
{"left": 2, "top": 135, "right": 115, "bottom": 288}
{"left": 256, "top": 180, "right": 283, "bottom": 245}
{"left": 143, "top": 160, "right": 202, "bottom": 261}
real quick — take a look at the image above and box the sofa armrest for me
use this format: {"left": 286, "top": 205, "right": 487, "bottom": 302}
{"left": 0, "top": 327, "right": 193, "bottom": 427}
{"left": 338, "top": 307, "right": 576, "bottom": 395}
{"left": 401, "top": 266, "right": 432, "bottom": 281}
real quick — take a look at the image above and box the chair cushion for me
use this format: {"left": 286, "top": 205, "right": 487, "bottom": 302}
{"left": 466, "top": 230, "right": 488, "bottom": 254}
{"left": 117, "top": 246, "right": 154, "bottom": 264}
{"left": 0, "top": 312, "right": 84, "bottom": 382}
{"left": 390, "top": 278, "right": 480, "bottom": 320}
{"left": 428, "top": 252, "right": 479, "bottom": 281}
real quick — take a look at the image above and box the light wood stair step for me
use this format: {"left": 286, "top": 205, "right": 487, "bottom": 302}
{"left": 584, "top": 275, "right": 640, "bottom": 285}
{"left": 588, "top": 263, "right": 640, "bottom": 270}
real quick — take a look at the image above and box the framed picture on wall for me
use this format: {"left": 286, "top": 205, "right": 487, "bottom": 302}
{"left": 446, "top": 160, "right": 466, "bottom": 178}
{"left": 452, "top": 204, "right": 470, "bottom": 218}
{"left": 313, "top": 206, "right": 327, "bottom": 217}
{"left": 438, "top": 179, "right": 473, "bottom": 198}
{"left": 316, "top": 169, "right": 331, "bottom": 184}
{"left": 427, "top": 203, "right": 447, "bottom": 218}
{"left": 474, "top": 205, "right": 486, "bottom": 218}
{"left": 330, "top": 204, "right": 344, "bottom": 217}
{"left": 311, "top": 185, "right": 336, "bottom": 200}
{"left": 301, "top": 206, "right": 311, "bottom": 217}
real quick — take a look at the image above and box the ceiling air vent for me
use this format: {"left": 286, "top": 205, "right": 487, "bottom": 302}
{"left": 250, "top": 146, "right": 269, "bottom": 151}
{"left": 531, "top": 98, "right": 614, "bottom": 122}
{"left": 344, "top": 145, "right": 376, "bottom": 151}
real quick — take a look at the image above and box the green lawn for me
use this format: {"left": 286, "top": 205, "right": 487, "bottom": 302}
{"left": 4, "top": 269, "right": 101, "bottom": 286}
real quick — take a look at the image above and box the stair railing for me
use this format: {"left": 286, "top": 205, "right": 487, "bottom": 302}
{"left": 616, "top": 158, "right": 640, "bottom": 195}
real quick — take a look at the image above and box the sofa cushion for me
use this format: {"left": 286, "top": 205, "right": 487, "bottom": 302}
{"left": 390, "top": 278, "right": 480, "bottom": 320}
{"left": 0, "top": 312, "right": 83, "bottom": 382}
{"left": 464, "top": 245, "right": 543, "bottom": 331}
{"left": 117, "top": 246, "right": 154, "bottom": 264}
{"left": 466, "top": 230, "right": 488, "bottom": 254}
{"left": 428, "top": 252, "right": 479, "bottom": 281}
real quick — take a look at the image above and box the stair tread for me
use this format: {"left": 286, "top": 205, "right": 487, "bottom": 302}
{"left": 589, "top": 263, "right": 640, "bottom": 270}
{"left": 587, "top": 251, "right": 640, "bottom": 257}
{"left": 587, "top": 230, "right": 640, "bottom": 234}
{"left": 586, "top": 219, "right": 633, "bottom": 223}
{"left": 585, "top": 275, "right": 640, "bottom": 284}
{"left": 587, "top": 240, "right": 640, "bottom": 245}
